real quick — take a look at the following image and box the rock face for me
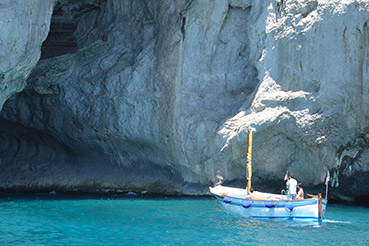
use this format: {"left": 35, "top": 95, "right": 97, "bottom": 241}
{"left": 0, "top": 0, "right": 55, "bottom": 109}
{"left": 1, "top": 0, "right": 369, "bottom": 199}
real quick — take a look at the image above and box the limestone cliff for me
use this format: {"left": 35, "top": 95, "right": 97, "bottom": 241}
{"left": 1, "top": 0, "right": 369, "bottom": 201}
{"left": 0, "top": 0, "right": 55, "bottom": 108}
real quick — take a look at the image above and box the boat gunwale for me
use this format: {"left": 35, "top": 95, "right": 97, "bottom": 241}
{"left": 213, "top": 194, "right": 328, "bottom": 205}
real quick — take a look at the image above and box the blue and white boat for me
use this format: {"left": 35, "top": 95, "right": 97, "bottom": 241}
{"left": 209, "top": 185, "right": 327, "bottom": 220}
{"left": 210, "top": 131, "right": 328, "bottom": 221}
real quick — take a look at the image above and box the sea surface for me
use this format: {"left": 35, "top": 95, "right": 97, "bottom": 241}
{"left": 0, "top": 196, "right": 368, "bottom": 246}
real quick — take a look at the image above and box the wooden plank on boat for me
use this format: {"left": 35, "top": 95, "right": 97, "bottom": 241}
{"left": 307, "top": 193, "right": 319, "bottom": 198}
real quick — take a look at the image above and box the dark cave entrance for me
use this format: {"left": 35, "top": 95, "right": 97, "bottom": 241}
{"left": 40, "top": 0, "right": 105, "bottom": 59}
{"left": 40, "top": 16, "right": 77, "bottom": 59}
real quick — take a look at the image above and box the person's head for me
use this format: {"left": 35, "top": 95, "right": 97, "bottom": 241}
{"left": 297, "top": 183, "right": 303, "bottom": 189}
{"left": 289, "top": 173, "right": 294, "bottom": 179}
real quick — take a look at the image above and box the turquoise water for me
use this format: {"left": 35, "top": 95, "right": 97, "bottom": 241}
{"left": 0, "top": 196, "right": 368, "bottom": 245}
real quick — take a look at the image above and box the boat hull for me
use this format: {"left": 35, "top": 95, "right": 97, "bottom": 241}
{"left": 210, "top": 186, "right": 327, "bottom": 220}
{"left": 215, "top": 195, "right": 327, "bottom": 220}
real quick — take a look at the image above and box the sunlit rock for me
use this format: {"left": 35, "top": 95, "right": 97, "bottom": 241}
{"left": 1, "top": 0, "right": 369, "bottom": 198}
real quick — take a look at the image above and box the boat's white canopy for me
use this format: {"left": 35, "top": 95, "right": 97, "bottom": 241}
{"left": 210, "top": 185, "right": 248, "bottom": 197}
{"left": 210, "top": 185, "right": 289, "bottom": 200}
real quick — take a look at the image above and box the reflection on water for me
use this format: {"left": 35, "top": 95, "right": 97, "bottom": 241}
{"left": 236, "top": 218, "right": 263, "bottom": 228}
{"left": 227, "top": 216, "right": 324, "bottom": 229}
{"left": 324, "top": 219, "right": 351, "bottom": 224}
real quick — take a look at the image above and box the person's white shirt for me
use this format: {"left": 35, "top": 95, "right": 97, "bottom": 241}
{"left": 287, "top": 178, "right": 297, "bottom": 195}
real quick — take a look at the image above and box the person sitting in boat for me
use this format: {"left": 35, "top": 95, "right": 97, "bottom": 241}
{"left": 250, "top": 188, "right": 268, "bottom": 200}
{"left": 249, "top": 188, "right": 266, "bottom": 200}
{"left": 296, "top": 183, "right": 304, "bottom": 200}
{"left": 286, "top": 173, "right": 297, "bottom": 200}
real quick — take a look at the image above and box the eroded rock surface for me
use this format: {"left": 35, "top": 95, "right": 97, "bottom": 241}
{"left": 0, "top": 0, "right": 55, "bottom": 109}
{"left": 1, "top": 0, "right": 369, "bottom": 198}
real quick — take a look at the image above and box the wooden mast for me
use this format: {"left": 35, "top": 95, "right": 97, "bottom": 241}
{"left": 318, "top": 193, "right": 323, "bottom": 220}
{"left": 246, "top": 130, "right": 252, "bottom": 194}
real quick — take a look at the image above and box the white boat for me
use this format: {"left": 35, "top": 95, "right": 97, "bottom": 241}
{"left": 209, "top": 131, "right": 328, "bottom": 221}
{"left": 210, "top": 185, "right": 327, "bottom": 220}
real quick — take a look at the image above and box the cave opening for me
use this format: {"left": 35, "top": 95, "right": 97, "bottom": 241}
{"left": 0, "top": 0, "right": 108, "bottom": 193}
{"left": 40, "top": 16, "right": 77, "bottom": 59}
{"left": 40, "top": 0, "right": 105, "bottom": 59}
{"left": 355, "top": 195, "right": 369, "bottom": 206}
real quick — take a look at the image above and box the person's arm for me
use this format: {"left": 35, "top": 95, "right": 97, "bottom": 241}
{"left": 297, "top": 189, "right": 304, "bottom": 199}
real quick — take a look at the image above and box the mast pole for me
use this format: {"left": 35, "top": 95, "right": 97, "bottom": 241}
{"left": 318, "top": 193, "right": 323, "bottom": 221}
{"left": 246, "top": 130, "right": 253, "bottom": 194}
